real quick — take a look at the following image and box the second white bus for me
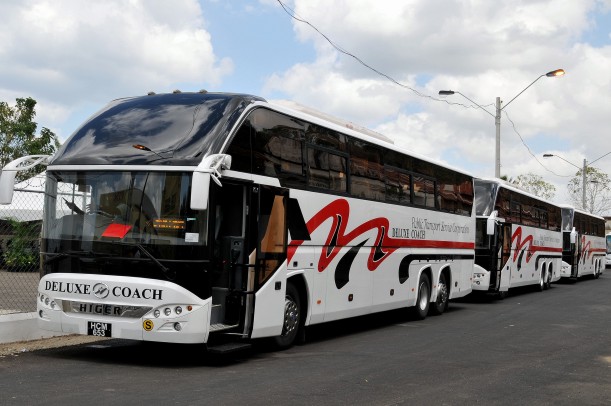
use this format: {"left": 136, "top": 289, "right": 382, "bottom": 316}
{"left": 473, "top": 179, "right": 563, "bottom": 296}
{"left": 559, "top": 205, "right": 605, "bottom": 279}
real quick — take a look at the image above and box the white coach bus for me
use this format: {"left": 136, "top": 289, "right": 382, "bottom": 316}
{"left": 559, "top": 205, "right": 605, "bottom": 279}
{"left": 473, "top": 179, "right": 563, "bottom": 296}
{"left": 0, "top": 92, "right": 475, "bottom": 351}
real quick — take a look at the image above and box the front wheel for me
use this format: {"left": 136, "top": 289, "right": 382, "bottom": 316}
{"left": 496, "top": 290, "right": 509, "bottom": 300}
{"left": 413, "top": 274, "right": 431, "bottom": 320}
{"left": 430, "top": 273, "right": 448, "bottom": 315}
{"left": 273, "top": 283, "right": 301, "bottom": 350}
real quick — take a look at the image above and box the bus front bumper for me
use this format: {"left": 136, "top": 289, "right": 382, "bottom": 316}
{"left": 37, "top": 273, "right": 211, "bottom": 344}
{"left": 559, "top": 261, "right": 572, "bottom": 278}
{"left": 472, "top": 267, "right": 491, "bottom": 291}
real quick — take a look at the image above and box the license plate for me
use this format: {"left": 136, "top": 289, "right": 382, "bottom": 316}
{"left": 88, "top": 321, "right": 112, "bottom": 337}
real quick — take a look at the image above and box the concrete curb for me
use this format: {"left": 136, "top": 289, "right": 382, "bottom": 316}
{"left": 0, "top": 312, "right": 67, "bottom": 344}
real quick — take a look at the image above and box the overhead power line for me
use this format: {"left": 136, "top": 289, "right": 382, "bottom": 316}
{"left": 276, "top": 0, "right": 560, "bottom": 175}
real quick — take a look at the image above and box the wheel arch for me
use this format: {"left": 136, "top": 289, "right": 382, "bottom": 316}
{"left": 418, "top": 266, "right": 433, "bottom": 303}
{"left": 287, "top": 273, "right": 309, "bottom": 328}
{"left": 437, "top": 265, "right": 452, "bottom": 298}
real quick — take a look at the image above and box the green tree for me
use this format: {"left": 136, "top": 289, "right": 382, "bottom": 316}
{"left": 509, "top": 173, "right": 556, "bottom": 200}
{"left": 567, "top": 166, "right": 611, "bottom": 215}
{"left": 0, "top": 97, "right": 60, "bottom": 181}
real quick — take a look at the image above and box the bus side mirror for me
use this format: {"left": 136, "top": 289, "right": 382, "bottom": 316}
{"left": 570, "top": 227, "right": 577, "bottom": 244}
{"left": 0, "top": 170, "right": 18, "bottom": 204}
{"left": 190, "top": 154, "right": 232, "bottom": 211}
{"left": 190, "top": 172, "right": 211, "bottom": 211}
{"left": 0, "top": 155, "right": 51, "bottom": 204}
{"left": 486, "top": 210, "right": 498, "bottom": 235}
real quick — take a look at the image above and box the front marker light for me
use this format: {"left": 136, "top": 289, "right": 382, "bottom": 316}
{"left": 154, "top": 309, "right": 160, "bottom": 318}
{"left": 164, "top": 307, "right": 171, "bottom": 316}
{"left": 175, "top": 306, "right": 182, "bottom": 315}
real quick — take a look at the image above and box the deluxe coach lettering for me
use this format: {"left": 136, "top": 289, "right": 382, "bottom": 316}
{"left": 45, "top": 281, "right": 163, "bottom": 300}
{"left": 112, "top": 286, "right": 163, "bottom": 300}
{"left": 45, "top": 281, "right": 91, "bottom": 295}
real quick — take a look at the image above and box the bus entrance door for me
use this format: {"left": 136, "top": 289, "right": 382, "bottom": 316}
{"left": 571, "top": 235, "right": 580, "bottom": 278}
{"left": 249, "top": 185, "right": 289, "bottom": 339}
{"left": 497, "top": 223, "right": 512, "bottom": 292}
{"left": 210, "top": 182, "right": 250, "bottom": 333}
{"left": 209, "top": 183, "right": 289, "bottom": 340}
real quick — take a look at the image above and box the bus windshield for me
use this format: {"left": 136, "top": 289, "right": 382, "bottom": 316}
{"left": 474, "top": 181, "right": 496, "bottom": 216}
{"left": 561, "top": 207, "right": 574, "bottom": 232}
{"left": 43, "top": 171, "right": 208, "bottom": 249}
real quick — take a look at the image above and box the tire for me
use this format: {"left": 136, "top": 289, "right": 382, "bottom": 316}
{"left": 273, "top": 283, "right": 301, "bottom": 350}
{"left": 537, "top": 269, "right": 545, "bottom": 292}
{"left": 413, "top": 274, "right": 431, "bottom": 320}
{"left": 545, "top": 269, "right": 552, "bottom": 289}
{"left": 430, "top": 273, "right": 448, "bottom": 315}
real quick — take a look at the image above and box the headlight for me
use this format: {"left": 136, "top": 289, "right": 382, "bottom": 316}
{"left": 151, "top": 304, "right": 196, "bottom": 319}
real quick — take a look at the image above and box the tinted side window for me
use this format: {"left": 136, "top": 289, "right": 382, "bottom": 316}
{"left": 307, "top": 147, "right": 347, "bottom": 192}
{"left": 413, "top": 175, "right": 436, "bottom": 208}
{"left": 456, "top": 174, "right": 474, "bottom": 215}
{"left": 225, "top": 120, "right": 252, "bottom": 173}
{"left": 307, "top": 124, "right": 348, "bottom": 152}
{"left": 349, "top": 139, "right": 384, "bottom": 201}
{"left": 438, "top": 168, "right": 457, "bottom": 213}
{"left": 384, "top": 149, "right": 412, "bottom": 171}
{"left": 250, "top": 109, "right": 306, "bottom": 189}
{"left": 385, "top": 167, "right": 411, "bottom": 204}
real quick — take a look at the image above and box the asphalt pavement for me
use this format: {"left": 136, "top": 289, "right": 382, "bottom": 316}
{"left": 1, "top": 274, "right": 610, "bottom": 405}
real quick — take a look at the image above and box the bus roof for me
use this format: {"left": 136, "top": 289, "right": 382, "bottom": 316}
{"left": 48, "top": 91, "right": 474, "bottom": 179}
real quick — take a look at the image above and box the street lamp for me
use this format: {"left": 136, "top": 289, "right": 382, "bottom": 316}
{"left": 543, "top": 152, "right": 611, "bottom": 210}
{"left": 439, "top": 69, "right": 565, "bottom": 178}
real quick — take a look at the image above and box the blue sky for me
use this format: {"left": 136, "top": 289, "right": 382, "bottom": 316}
{"left": 1, "top": 0, "right": 611, "bottom": 210}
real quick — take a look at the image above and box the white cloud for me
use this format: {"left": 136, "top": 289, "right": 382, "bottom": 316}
{"left": 0, "top": 0, "right": 232, "bottom": 137}
{"left": 265, "top": 0, "right": 611, "bottom": 204}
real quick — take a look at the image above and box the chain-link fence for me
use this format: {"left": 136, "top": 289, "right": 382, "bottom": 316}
{"left": 0, "top": 174, "right": 45, "bottom": 315}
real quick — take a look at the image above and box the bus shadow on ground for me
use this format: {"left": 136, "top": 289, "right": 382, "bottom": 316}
{"left": 35, "top": 304, "right": 467, "bottom": 367}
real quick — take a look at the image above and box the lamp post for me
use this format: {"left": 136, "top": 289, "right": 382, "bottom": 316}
{"left": 440, "top": 69, "right": 565, "bottom": 178}
{"left": 543, "top": 152, "right": 611, "bottom": 210}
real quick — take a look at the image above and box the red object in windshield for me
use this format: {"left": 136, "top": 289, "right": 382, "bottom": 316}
{"left": 102, "top": 223, "right": 132, "bottom": 239}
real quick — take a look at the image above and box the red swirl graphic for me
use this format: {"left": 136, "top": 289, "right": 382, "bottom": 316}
{"left": 288, "top": 198, "right": 473, "bottom": 273}
{"left": 511, "top": 226, "right": 562, "bottom": 263}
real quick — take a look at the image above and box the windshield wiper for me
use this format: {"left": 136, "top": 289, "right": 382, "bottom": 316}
{"left": 44, "top": 250, "right": 110, "bottom": 265}
{"left": 44, "top": 244, "right": 176, "bottom": 281}
{"left": 133, "top": 243, "right": 175, "bottom": 281}
{"left": 109, "top": 241, "right": 175, "bottom": 281}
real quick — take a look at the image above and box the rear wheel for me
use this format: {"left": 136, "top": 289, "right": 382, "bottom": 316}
{"left": 538, "top": 269, "right": 545, "bottom": 291}
{"left": 273, "top": 283, "right": 301, "bottom": 350}
{"left": 430, "top": 273, "right": 448, "bottom": 315}
{"left": 413, "top": 274, "right": 431, "bottom": 320}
